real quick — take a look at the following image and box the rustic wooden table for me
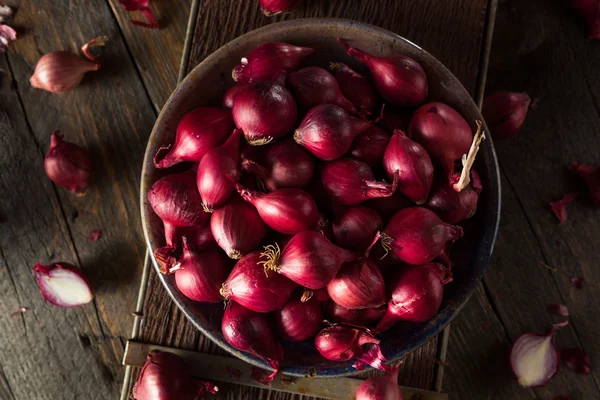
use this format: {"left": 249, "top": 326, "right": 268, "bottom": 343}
{"left": 0, "top": 0, "right": 598, "bottom": 399}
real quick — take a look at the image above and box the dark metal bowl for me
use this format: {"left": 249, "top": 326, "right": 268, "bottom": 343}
{"left": 140, "top": 18, "right": 501, "bottom": 378}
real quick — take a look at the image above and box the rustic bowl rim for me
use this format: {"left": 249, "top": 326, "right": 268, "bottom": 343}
{"left": 140, "top": 17, "right": 501, "bottom": 378}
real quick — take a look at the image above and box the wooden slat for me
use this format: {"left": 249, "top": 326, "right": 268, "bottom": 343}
{"left": 134, "top": 1, "right": 492, "bottom": 398}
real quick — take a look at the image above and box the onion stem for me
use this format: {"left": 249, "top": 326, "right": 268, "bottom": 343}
{"left": 453, "top": 120, "right": 485, "bottom": 192}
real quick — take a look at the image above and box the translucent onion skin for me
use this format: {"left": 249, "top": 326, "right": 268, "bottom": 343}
{"left": 221, "top": 251, "right": 297, "bottom": 313}
{"left": 325, "top": 301, "right": 386, "bottom": 327}
{"left": 273, "top": 291, "right": 323, "bottom": 341}
{"left": 408, "top": 102, "right": 472, "bottom": 179}
{"left": 314, "top": 324, "right": 379, "bottom": 362}
{"left": 232, "top": 78, "right": 298, "bottom": 145}
{"left": 174, "top": 240, "right": 230, "bottom": 303}
{"left": 196, "top": 129, "right": 242, "bottom": 211}
{"left": 425, "top": 170, "right": 482, "bottom": 224}
{"left": 375, "top": 263, "right": 447, "bottom": 332}
{"left": 268, "top": 231, "right": 358, "bottom": 289}
{"left": 380, "top": 207, "right": 464, "bottom": 265}
{"left": 232, "top": 42, "right": 315, "bottom": 83}
{"left": 210, "top": 199, "right": 267, "bottom": 259}
{"left": 148, "top": 171, "right": 209, "bottom": 247}
{"left": 222, "top": 300, "right": 283, "bottom": 379}
{"left": 332, "top": 206, "right": 383, "bottom": 251}
{"left": 356, "top": 366, "right": 402, "bottom": 400}
{"left": 330, "top": 62, "right": 378, "bottom": 117}
{"left": 234, "top": 182, "right": 320, "bottom": 235}
{"left": 287, "top": 66, "right": 356, "bottom": 113}
{"left": 321, "top": 158, "right": 397, "bottom": 206}
{"left": 44, "top": 131, "right": 91, "bottom": 195}
{"left": 338, "top": 39, "right": 428, "bottom": 107}
{"left": 482, "top": 91, "right": 531, "bottom": 140}
{"left": 260, "top": 0, "right": 303, "bottom": 16}
{"left": 383, "top": 130, "right": 434, "bottom": 204}
{"left": 153, "top": 107, "right": 234, "bottom": 168}
{"left": 349, "top": 125, "right": 391, "bottom": 168}
{"left": 327, "top": 258, "right": 386, "bottom": 310}
{"left": 294, "top": 104, "right": 371, "bottom": 161}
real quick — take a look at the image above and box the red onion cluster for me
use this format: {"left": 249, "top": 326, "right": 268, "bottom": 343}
{"left": 147, "top": 39, "right": 483, "bottom": 376}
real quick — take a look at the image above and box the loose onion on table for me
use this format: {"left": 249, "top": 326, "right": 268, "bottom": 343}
{"left": 44, "top": 130, "right": 91, "bottom": 195}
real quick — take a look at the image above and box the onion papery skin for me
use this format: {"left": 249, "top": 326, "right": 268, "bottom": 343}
{"left": 379, "top": 207, "right": 464, "bottom": 265}
{"left": 338, "top": 39, "right": 428, "bottom": 107}
{"left": 332, "top": 206, "right": 383, "bottom": 251}
{"left": 408, "top": 102, "right": 472, "bottom": 179}
{"left": 30, "top": 51, "right": 99, "bottom": 93}
{"left": 321, "top": 158, "right": 398, "bottom": 206}
{"left": 287, "top": 66, "right": 356, "bottom": 113}
{"left": 383, "top": 130, "right": 434, "bottom": 204}
{"left": 222, "top": 300, "right": 283, "bottom": 381}
{"left": 570, "top": 162, "right": 600, "bottom": 206}
{"left": 325, "top": 301, "right": 386, "bottom": 327}
{"left": 221, "top": 251, "right": 297, "bottom": 312}
{"left": 196, "top": 129, "right": 243, "bottom": 212}
{"left": 232, "top": 42, "right": 315, "bottom": 83}
{"left": 265, "top": 231, "right": 358, "bottom": 289}
{"left": 349, "top": 125, "right": 391, "bottom": 168}
{"left": 154, "top": 107, "right": 234, "bottom": 168}
{"left": 294, "top": 104, "right": 371, "bottom": 161}
{"left": 327, "top": 258, "right": 386, "bottom": 310}
{"left": 234, "top": 182, "right": 320, "bottom": 235}
{"left": 274, "top": 291, "right": 323, "bottom": 341}
{"left": 232, "top": 78, "right": 298, "bottom": 145}
{"left": 133, "top": 351, "right": 217, "bottom": 400}
{"left": 44, "top": 131, "right": 92, "bottom": 195}
{"left": 375, "top": 263, "right": 446, "bottom": 332}
{"left": 174, "top": 240, "right": 230, "bottom": 303}
{"left": 210, "top": 200, "right": 267, "bottom": 259}
{"left": 356, "top": 366, "right": 402, "bottom": 400}
{"left": 482, "top": 91, "right": 531, "bottom": 140}
{"left": 260, "top": 0, "right": 303, "bottom": 16}
{"left": 425, "top": 170, "right": 482, "bottom": 224}
{"left": 148, "top": 171, "right": 209, "bottom": 247}
{"left": 330, "top": 62, "right": 378, "bottom": 117}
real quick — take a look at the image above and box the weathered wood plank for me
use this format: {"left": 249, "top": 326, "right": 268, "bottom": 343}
{"left": 107, "top": 0, "right": 193, "bottom": 110}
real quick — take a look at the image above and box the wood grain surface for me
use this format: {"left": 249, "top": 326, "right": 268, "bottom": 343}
{"left": 133, "top": 1, "right": 491, "bottom": 399}
{"left": 0, "top": 0, "right": 189, "bottom": 398}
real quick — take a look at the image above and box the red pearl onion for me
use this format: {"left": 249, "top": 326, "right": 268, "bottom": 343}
{"left": 232, "top": 42, "right": 315, "bottom": 83}
{"left": 148, "top": 171, "right": 209, "bottom": 247}
{"left": 325, "top": 301, "right": 386, "bottom": 327}
{"left": 132, "top": 351, "right": 218, "bottom": 400}
{"left": 287, "top": 66, "right": 356, "bottom": 113}
{"left": 154, "top": 107, "right": 234, "bottom": 168}
{"left": 332, "top": 206, "right": 383, "bottom": 251}
{"left": 233, "top": 181, "right": 320, "bottom": 235}
{"left": 44, "top": 131, "right": 91, "bottom": 195}
{"left": 221, "top": 251, "right": 297, "bottom": 313}
{"left": 321, "top": 158, "right": 398, "bottom": 206}
{"left": 174, "top": 238, "right": 230, "bottom": 303}
{"left": 33, "top": 262, "right": 93, "bottom": 308}
{"left": 261, "top": 231, "right": 357, "bottom": 289}
{"left": 569, "top": 162, "right": 600, "bottom": 206}
{"left": 482, "top": 91, "right": 531, "bottom": 140}
{"left": 408, "top": 102, "right": 472, "bottom": 179}
{"left": 356, "top": 365, "right": 403, "bottom": 400}
{"left": 375, "top": 263, "right": 447, "bottom": 332}
{"left": 383, "top": 130, "right": 434, "bottom": 204}
{"left": 232, "top": 76, "right": 298, "bottom": 145}
{"left": 330, "top": 62, "right": 378, "bottom": 117}
{"left": 223, "top": 84, "right": 247, "bottom": 108}
{"left": 327, "top": 258, "right": 386, "bottom": 310}
{"left": 425, "top": 170, "right": 482, "bottom": 224}
{"left": 377, "top": 207, "right": 463, "bottom": 265}
{"left": 274, "top": 291, "right": 323, "bottom": 341}
{"left": 210, "top": 199, "right": 267, "bottom": 259}
{"left": 260, "top": 0, "right": 303, "bottom": 16}
{"left": 509, "top": 321, "right": 568, "bottom": 387}
{"left": 338, "top": 39, "right": 428, "bottom": 107}
{"left": 183, "top": 224, "right": 216, "bottom": 250}
{"left": 349, "top": 125, "right": 391, "bottom": 168}
{"left": 196, "top": 129, "right": 242, "bottom": 211}
{"left": 221, "top": 300, "right": 283, "bottom": 382}
{"left": 294, "top": 104, "right": 371, "bottom": 161}
{"left": 570, "top": 0, "right": 600, "bottom": 39}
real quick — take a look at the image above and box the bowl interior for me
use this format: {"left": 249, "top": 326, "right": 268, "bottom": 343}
{"left": 140, "top": 18, "right": 501, "bottom": 377}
